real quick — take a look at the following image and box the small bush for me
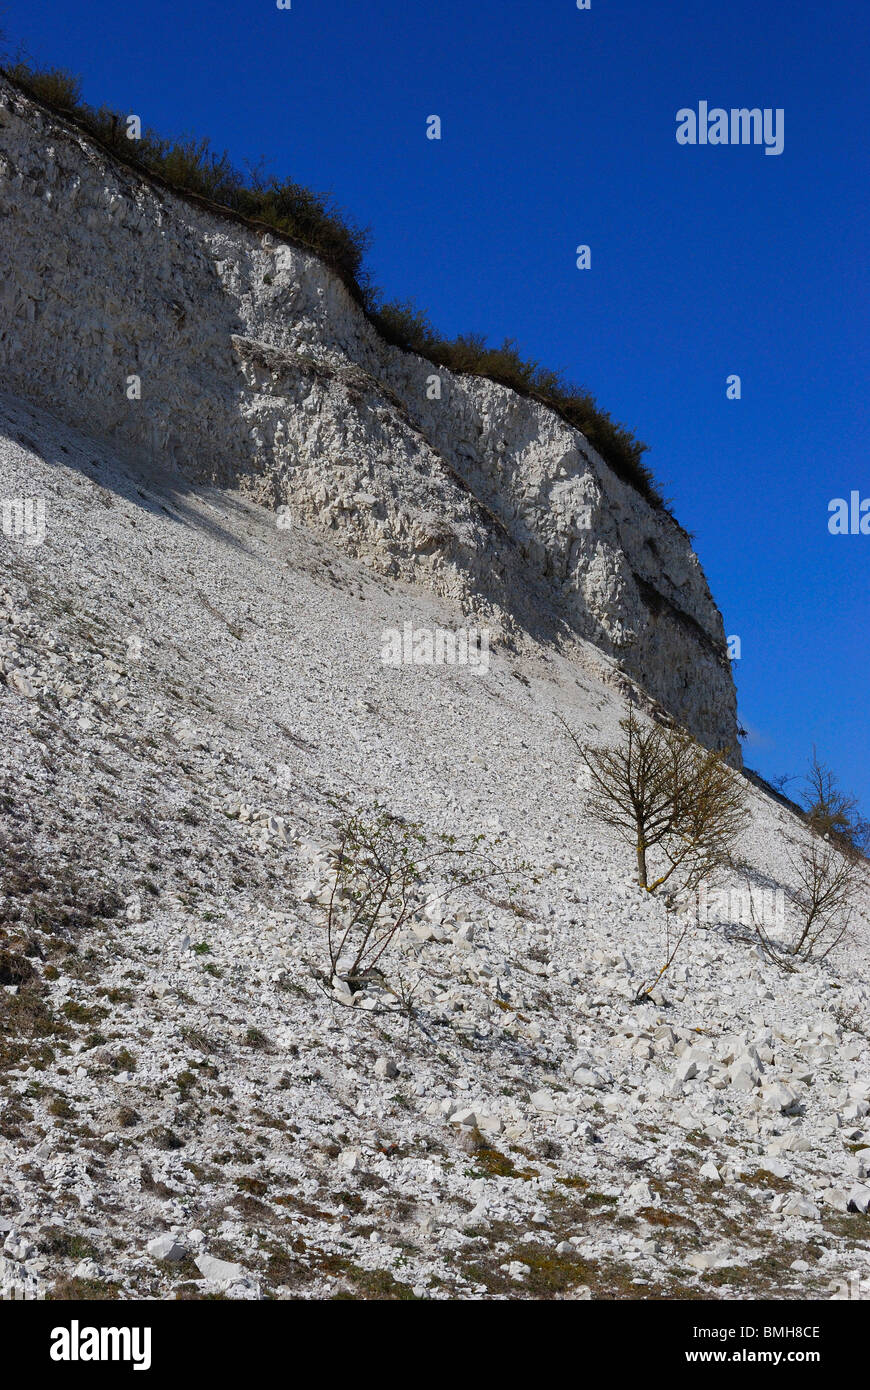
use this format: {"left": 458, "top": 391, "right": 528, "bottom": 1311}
{"left": 4, "top": 61, "right": 81, "bottom": 109}
{"left": 243, "top": 1026, "right": 272, "bottom": 1051}
{"left": 2, "top": 61, "right": 370, "bottom": 294}
{"left": 147, "top": 1125, "right": 183, "bottom": 1151}
{"left": 38, "top": 1227, "right": 98, "bottom": 1260}
{"left": 787, "top": 837, "right": 863, "bottom": 960}
{"left": 800, "top": 751, "right": 869, "bottom": 859}
{"left": 319, "top": 805, "right": 519, "bottom": 990}
{"left": 752, "top": 753, "right": 870, "bottom": 963}
{"left": 107, "top": 1046, "right": 137, "bottom": 1073}
{"left": 0, "top": 949, "right": 35, "bottom": 988}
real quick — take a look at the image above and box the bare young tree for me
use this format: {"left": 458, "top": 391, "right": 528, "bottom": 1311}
{"left": 802, "top": 749, "right": 862, "bottom": 848}
{"left": 324, "top": 810, "right": 422, "bottom": 988}
{"left": 787, "top": 836, "right": 862, "bottom": 960}
{"left": 558, "top": 706, "right": 748, "bottom": 898}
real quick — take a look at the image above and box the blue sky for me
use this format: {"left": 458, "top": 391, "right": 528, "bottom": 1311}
{"left": 2, "top": 0, "right": 867, "bottom": 810}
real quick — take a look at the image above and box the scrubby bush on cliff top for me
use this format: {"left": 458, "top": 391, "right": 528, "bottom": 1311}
{"left": 371, "top": 303, "right": 657, "bottom": 503}
{"left": 1, "top": 58, "right": 662, "bottom": 510}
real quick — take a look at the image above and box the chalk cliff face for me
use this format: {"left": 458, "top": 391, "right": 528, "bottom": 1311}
{"left": 0, "top": 75, "right": 738, "bottom": 752}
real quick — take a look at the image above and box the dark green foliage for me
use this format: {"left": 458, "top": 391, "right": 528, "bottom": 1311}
{"left": 4, "top": 61, "right": 81, "bottom": 109}
{"left": 3, "top": 61, "right": 370, "bottom": 292}
{"left": 368, "top": 300, "right": 658, "bottom": 501}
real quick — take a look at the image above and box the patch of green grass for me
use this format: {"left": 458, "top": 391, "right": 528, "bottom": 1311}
{"left": 464, "top": 1243, "right": 593, "bottom": 1298}
{"left": 172, "top": 1283, "right": 230, "bottom": 1300}
{"left": 98, "top": 986, "right": 133, "bottom": 1004}
{"left": 466, "top": 1144, "right": 539, "bottom": 1181}
{"left": 47, "top": 1277, "right": 122, "bottom": 1300}
{"left": 61, "top": 1000, "right": 107, "bottom": 1026}
{"left": 582, "top": 1191, "right": 620, "bottom": 1209}
{"left": 38, "top": 1227, "right": 99, "bottom": 1261}
{"left": 820, "top": 1211, "right": 870, "bottom": 1239}
{"left": 0, "top": 977, "right": 69, "bottom": 1073}
{"left": 319, "top": 1254, "right": 420, "bottom": 1300}
{"left": 263, "top": 1243, "right": 307, "bottom": 1288}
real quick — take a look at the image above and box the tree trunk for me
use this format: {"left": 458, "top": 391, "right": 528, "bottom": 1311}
{"left": 636, "top": 840, "right": 648, "bottom": 890}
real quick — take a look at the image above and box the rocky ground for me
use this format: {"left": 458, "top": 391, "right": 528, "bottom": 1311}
{"left": 1, "top": 388, "right": 869, "bottom": 1301}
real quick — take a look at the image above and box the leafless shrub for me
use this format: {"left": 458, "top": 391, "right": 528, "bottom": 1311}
{"left": 740, "top": 868, "right": 797, "bottom": 973}
{"left": 321, "top": 806, "right": 522, "bottom": 993}
{"left": 787, "top": 837, "right": 862, "bottom": 960}
{"left": 386, "top": 969, "right": 432, "bottom": 1044}
{"left": 632, "top": 897, "right": 694, "bottom": 1004}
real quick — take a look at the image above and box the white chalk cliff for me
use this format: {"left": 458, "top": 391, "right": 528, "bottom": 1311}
{"left": 2, "top": 74, "right": 870, "bottom": 1305}
{"left": 0, "top": 74, "right": 737, "bottom": 753}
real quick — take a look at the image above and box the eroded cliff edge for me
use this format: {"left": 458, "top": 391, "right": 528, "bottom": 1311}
{"left": 0, "top": 75, "right": 738, "bottom": 753}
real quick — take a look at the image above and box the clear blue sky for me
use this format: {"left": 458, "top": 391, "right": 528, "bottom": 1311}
{"left": 2, "top": 0, "right": 867, "bottom": 811}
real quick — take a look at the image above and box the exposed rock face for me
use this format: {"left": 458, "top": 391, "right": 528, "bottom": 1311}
{"left": 0, "top": 75, "right": 737, "bottom": 752}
